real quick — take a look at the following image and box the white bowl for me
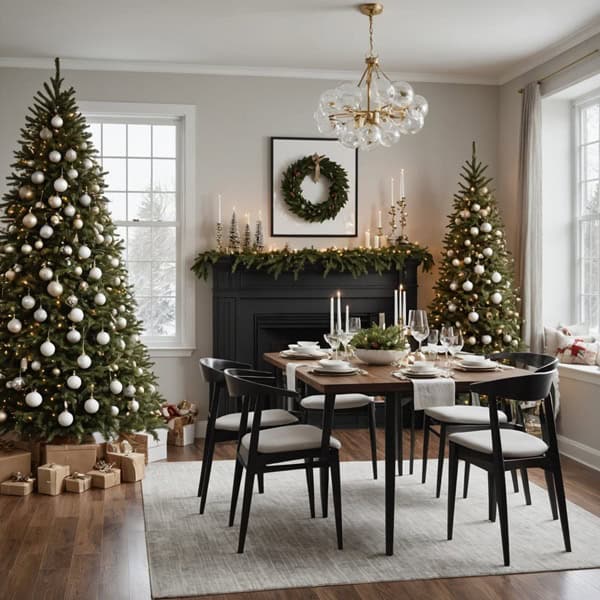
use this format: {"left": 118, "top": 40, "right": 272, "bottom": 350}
{"left": 319, "top": 359, "right": 350, "bottom": 370}
{"left": 411, "top": 361, "right": 437, "bottom": 372}
{"left": 298, "top": 341, "right": 320, "bottom": 347}
{"left": 460, "top": 356, "right": 488, "bottom": 366}
{"left": 354, "top": 348, "right": 409, "bottom": 365}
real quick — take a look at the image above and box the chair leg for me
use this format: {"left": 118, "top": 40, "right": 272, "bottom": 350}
{"left": 447, "top": 443, "right": 459, "bottom": 540}
{"left": 257, "top": 472, "right": 264, "bottom": 494}
{"left": 436, "top": 424, "right": 447, "bottom": 498}
{"left": 197, "top": 426, "right": 214, "bottom": 497}
{"left": 520, "top": 468, "right": 531, "bottom": 505}
{"left": 488, "top": 471, "right": 496, "bottom": 522}
{"left": 495, "top": 469, "right": 510, "bottom": 566}
{"left": 228, "top": 459, "right": 244, "bottom": 526}
{"left": 552, "top": 466, "right": 572, "bottom": 552}
{"left": 368, "top": 402, "right": 378, "bottom": 480}
{"left": 330, "top": 456, "right": 343, "bottom": 550}
{"left": 409, "top": 402, "right": 416, "bottom": 475}
{"left": 397, "top": 398, "right": 404, "bottom": 476}
{"left": 320, "top": 465, "right": 329, "bottom": 518}
{"left": 462, "top": 461, "right": 471, "bottom": 499}
{"left": 237, "top": 470, "right": 256, "bottom": 554}
{"left": 544, "top": 468, "right": 558, "bottom": 520}
{"left": 510, "top": 469, "right": 519, "bottom": 493}
{"left": 422, "top": 414, "right": 430, "bottom": 484}
{"left": 305, "top": 458, "right": 316, "bottom": 518}
{"left": 198, "top": 435, "right": 217, "bottom": 514}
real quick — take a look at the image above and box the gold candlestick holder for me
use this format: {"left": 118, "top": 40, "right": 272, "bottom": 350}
{"left": 388, "top": 202, "right": 398, "bottom": 244}
{"left": 216, "top": 222, "right": 224, "bottom": 251}
{"left": 376, "top": 225, "right": 385, "bottom": 248}
{"left": 398, "top": 195, "right": 409, "bottom": 243}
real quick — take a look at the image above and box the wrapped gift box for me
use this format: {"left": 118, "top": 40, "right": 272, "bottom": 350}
{"left": 0, "top": 479, "right": 34, "bottom": 496}
{"left": 43, "top": 443, "right": 101, "bottom": 474}
{"left": 0, "top": 448, "right": 32, "bottom": 484}
{"left": 106, "top": 450, "right": 145, "bottom": 482}
{"left": 118, "top": 430, "right": 167, "bottom": 464}
{"left": 167, "top": 416, "right": 196, "bottom": 447}
{"left": 38, "top": 463, "right": 70, "bottom": 495}
{"left": 65, "top": 473, "right": 92, "bottom": 493}
{"left": 88, "top": 467, "right": 121, "bottom": 489}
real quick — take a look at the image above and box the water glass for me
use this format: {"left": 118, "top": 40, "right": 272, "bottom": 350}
{"left": 408, "top": 309, "right": 429, "bottom": 352}
{"left": 427, "top": 329, "right": 439, "bottom": 346}
{"left": 323, "top": 331, "right": 341, "bottom": 358}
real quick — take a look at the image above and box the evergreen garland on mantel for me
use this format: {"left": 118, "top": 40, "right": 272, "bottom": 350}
{"left": 191, "top": 244, "right": 434, "bottom": 281}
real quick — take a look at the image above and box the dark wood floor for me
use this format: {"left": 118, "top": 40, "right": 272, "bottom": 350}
{"left": 1, "top": 429, "right": 599, "bottom": 600}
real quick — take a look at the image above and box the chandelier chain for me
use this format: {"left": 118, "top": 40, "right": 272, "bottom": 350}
{"left": 369, "top": 15, "right": 374, "bottom": 56}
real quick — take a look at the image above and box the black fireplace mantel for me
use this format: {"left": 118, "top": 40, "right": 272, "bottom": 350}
{"left": 211, "top": 257, "right": 420, "bottom": 369}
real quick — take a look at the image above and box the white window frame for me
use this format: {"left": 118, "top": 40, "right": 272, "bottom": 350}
{"left": 572, "top": 90, "right": 600, "bottom": 333}
{"left": 80, "top": 101, "right": 196, "bottom": 357}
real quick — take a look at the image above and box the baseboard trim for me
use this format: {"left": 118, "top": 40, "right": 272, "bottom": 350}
{"left": 195, "top": 420, "right": 207, "bottom": 438}
{"left": 558, "top": 434, "right": 600, "bottom": 471}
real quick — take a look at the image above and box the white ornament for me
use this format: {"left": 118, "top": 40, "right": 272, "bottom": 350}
{"left": 40, "top": 339, "right": 56, "bottom": 357}
{"left": 451, "top": 258, "right": 460, "bottom": 267}
{"left": 79, "top": 193, "right": 91, "bottom": 207}
{"left": 481, "top": 335, "right": 492, "bottom": 345}
{"left": 73, "top": 218, "right": 83, "bottom": 229}
{"left": 469, "top": 226, "right": 479, "bottom": 236}
{"left": 82, "top": 158, "right": 93, "bottom": 170}
{"left": 67, "top": 373, "right": 82, "bottom": 390}
{"left": 491, "top": 271, "right": 502, "bottom": 283}
{"left": 148, "top": 383, "right": 156, "bottom": 394}
{"left": 460, "top": 209, "right": 471, "bottom": 219}
{"left": 491, "top": 292, "right": 503, "bottom": 305}
{"left": 110, "top": 379, "right": 123, "bottom": 395}
{"left": 447, "top": 249, "right": 454, "bottom": 258}
{"left": 67, "top": 327, "right": 81, "bottom": 343}
{"left": 495, "top": 230, "right": 503, "bottom": 237}
{"left": 64, "top": 148, "right": 77, "bottom": 162}
{"left": 124, "top": 384, "right": 136, "bottom": 398}
{"left": 31, "top": 171, "right": 45, "bottom": 184}
{"left": 34, "top": 240, "right": 43, "bottom": 250}
{"left": 449, "top": 281, "right": 458, "bottom": 292}
{"left": 40, "top": 127, "right": 53, "bottom": 140}
{"left": 90, "top": 183, "right": 100, "bottom": 193}
{"left": 48, "top": 194, "right": 62, "bottom": 208}
{"left": 0, "top": 409, "right": 6, "bottom": 423}
{"left": 67, "top": 168, "right": 78, "bottom": 180}
{"left": 127, "top": 399, "right": 140, "bottom": 413}
{"left": 103, "top": 234, "right": 113, "bottom": 244}
{"left": 503, "top": 334, "right": 513, "bottom": 343}
{"left": 80, "top": 142, "right": 88, "bottom": 150}
{"left": 21, "top": 294, "right": 35, "bottom": 309}
{"left": 471, "top": 203, "right": 480, "bottom": 212}
{"left": 58, "top": 407, "right": 74, "bottom": 427}
{"left": 7, "top": 317, "right": 22, "bottom": 333}
{"left": 480, "top": 208, "right": 489, "bottom": 218}
{"left": 50, "top": 215, "right": 60, "bottom": 226}
{"left": 53, "top": 177, "right": 68, "bottom": 193}
{"left": 481, "top": 222, "right": 492, "bottom": 233}
{"left": 110, "top": 257, "right": 119, "bottom": 268}
{"left": 462, "top": 280, "right": 473, "bottom": 292}
{"left": 467, "top": 336, "right": 477, "bottom": 345}
{"left": 94, "top": 292, "right": 107, "bottom": 306}
{"left": 468, "top": 311, "right": 480, "bottom": 323}
{"left": 39, "top": 266, "right": 53, "bottom": 281}
{"left": 34, "top": 306, "right": 47, "bottom": 322}
{"left": 40, "top": 224, "right": 54, "bottom": 239}
{"left": 84, "top": 396, "right": 100, "bottom": 414}
{"left": 47, "top": 280, "right": 63, "bottom": 297}
{"left": 474, "top": 264, "right": 485, "bottom": 275}
{"left": 21, "top": 243, "right": 32, "bottom": 255}
{"left": 49, "top": 150, "right": 61, "bottom": 163}
{"left": 110, "top": 405, "right": 120, "bottom": 417}
{"left": 51, "top": 114, "right": 64, "bottom": 128}
{"left": 31, "top": 360, "right": 41, "bottom": 371}
{"left": 95, "top": 223, "right": 104, "bottom": 233}
{"left": 96, "top": 330, "right": 110, "bottom": 345}
{"left": 78, "top": 245, "right": 91, "bottom": 259}
{"left": 483, "top": 247, "right": 493, "bottom": 258}
{"left": 22, "top": 211, "right": 38, "bottom": 229}
{"left": 66, "top": 295, "right": 78, "bottom": 307}
{"left": 448, "top": 303, "right": 457, "bottom": 312}
{"left": 68, "top": 307, "right": 84, "bottom": 323}
{"left": 88, "top": 266, "right": 102, "bottom": 281}
{"left": 25, "top": 390, "right": 43, "bottom": 408}
{"left": 63, "top": 204, "right": 76, "bottom": 217}
{"left": 464, "top": 239, "right": 471, "bottom": 247}
{"left": 454, "top": 217, "right": 461, "bottom": 225}
{"left": 112, "top": 277, "right": 121, "bottom": 287}
{"left": 5, "top": 269, "right": 16, "bottom": 281}
{"left": 77, "top": 353, "right": 92, "bottom": 369}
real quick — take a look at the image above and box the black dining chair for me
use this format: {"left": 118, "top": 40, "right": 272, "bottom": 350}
{"left": 447, "top": 371, "right": 571, "bottom": 566}
{"left": 197, "top": 358, "right": 299, "bottom": 513}
{"left": 225, "top": 368, "right": 343, "bottom": 554}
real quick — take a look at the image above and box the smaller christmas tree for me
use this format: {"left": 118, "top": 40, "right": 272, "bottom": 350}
{"left": 242, "top": 222, "right": 252, "bottom": 251}
{"left": 228, "top": 210, "right": 240, "bottom": 253}
{"left": 254, "top": 219, "right": 264, "bottom": 252}
{"left": 429, "top": 143, "right": 522, "bottom": 353}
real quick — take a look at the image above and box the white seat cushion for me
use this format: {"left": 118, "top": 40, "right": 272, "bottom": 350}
{"left": 425, "top": 405, "right": 508, "bottom": 424}
{"left": 215, "top": 409, "right": 298, "bottom": 432}
{"left": 240, "top": 424, "right": 341, "bottom": 457}
{"left": 300, "top": 393, "right": 373, "bottom": 410}
{"left": 449, "top": 429, "right": 549, "bottom": 458}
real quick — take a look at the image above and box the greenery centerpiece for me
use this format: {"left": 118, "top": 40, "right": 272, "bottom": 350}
{"left": 351, "top": 324, "right": 410, "bottom": 365}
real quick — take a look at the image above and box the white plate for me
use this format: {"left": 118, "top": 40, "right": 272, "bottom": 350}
{"left": 404, "top": 367, "right": 439, "bottom": 375}
{"left": 312, "top": 367, "right": 358, "bottom": 375}
{"left": 396, "top": 369, "right": 442, "bottom": 379}
{"left": 281, "top": 350, "right": 328, "bottom": 359}
{"left": 458, "top": 360, "right": 497, "bottom": 370}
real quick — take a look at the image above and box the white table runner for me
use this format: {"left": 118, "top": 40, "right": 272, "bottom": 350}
{"left": 411, "top": 377, "right": 456, "bottom": 410}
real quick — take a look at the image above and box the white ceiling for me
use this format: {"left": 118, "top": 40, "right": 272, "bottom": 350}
{"left": 1, "top": 0, "right": 600, "bottom": 84}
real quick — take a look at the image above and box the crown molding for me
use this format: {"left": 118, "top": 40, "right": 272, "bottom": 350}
{"left": 0, "top": 56, "right": 498, "bottom": 86}
{"left": 498, "top": 18, "right": 600, "bottom": 85}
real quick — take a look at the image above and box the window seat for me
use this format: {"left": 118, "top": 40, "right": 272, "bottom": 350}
{"left": 558, "top": 363, "right": 600, "bottom": 386}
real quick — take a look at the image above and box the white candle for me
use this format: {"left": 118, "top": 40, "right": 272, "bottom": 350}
{"left": 390, "top": 177, "right": 395, "bottom": 206}
{"left": 345, "top": 305, "right": 349, "bottom": 333}
{"left": 374, "top": 235, "right": 380, "bottom": 249}
{"left": 378, "top": 210, "right": 382, "bottom": 228}
{"left": 337, "top": 291, "right": 342, "bottom": 332}
{"left": 394, "top": 290, "right": 398, "bottom": 326}
{"left": 364, "top": 229, "right": 371, "bottom": 249}
{"left": 217, "top": 194, "right": 222, "bottom": 223}
{"left": 399, "top": 284, "right": 406, "bottom": 326}
{"left": 245, "top": 213, "right": 250, "bottom": 226}
{"left": 330, "top": 297, "right": 334, "bottom": 334}
{"left": 400, "top": 169, "right": 406, "bottom": 198}
{"left": 258, "top": 209, "right": 262, "bottom": 222}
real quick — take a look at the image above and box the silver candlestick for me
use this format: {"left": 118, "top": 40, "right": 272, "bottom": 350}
{"left": 216, "top": 221, "right": 224, "bottom": 251}
{"left": 398, "top": 195, "right": 409, "bottom": 243}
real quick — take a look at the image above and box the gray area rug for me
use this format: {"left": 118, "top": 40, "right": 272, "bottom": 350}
{"left": 142, "top": 460, "right": 600, "bottom": 598}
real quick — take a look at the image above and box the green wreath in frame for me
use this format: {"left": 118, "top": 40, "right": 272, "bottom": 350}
{"left": 280, "top": 153, "right": 350, "bottom": 223}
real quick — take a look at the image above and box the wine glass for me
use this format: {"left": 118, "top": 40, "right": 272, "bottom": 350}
{"left": 408, "top": 309, "right": 429, "bottom": 353}
{"left": 449, "top": 330, "right": 464, "bottom": 358}
{"left": 427, "top": 329, "right": 439, "bottom": 346}
{"left": 348, "top": 317, "right": 362, "bottom": 335}
{"left": 440, "top": 325, "right": 454, "bottom": 370}
{"left": 323, "top": 331, "right": 340, "bottom": 359}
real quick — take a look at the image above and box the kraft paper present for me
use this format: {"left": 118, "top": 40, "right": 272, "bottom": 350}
{"left": 106, "top": 451, "right": 145, "bottom": 482}
{"left": 0, "top": 448, "right": 32, "bottom": 484}
{"left": 65, "top": 473, "right": 92, "bottom": 493}
{"left": 37, "top": 463, "right": 70, "bottom": 495}
{"left": 0, "top": 479, "right": 34, "bottom": 496}
{"left": 43, "top": 444, "right": 100, "bottom": 475}
{"left": 88, "top": 467, "right": 121, "bottom": 489}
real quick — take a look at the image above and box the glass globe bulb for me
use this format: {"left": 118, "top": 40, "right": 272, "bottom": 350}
{"left": 336, "top": 82, "right": 362, "bottom": 110}
{"left": 409, "top": 94, "right": 429, "bottom": 118}
{"left": 314, "top": 110, "right": 334, "bottom": 135}
{"left": 399, "top": 113, "right": 424, "bottom": 135}
{"left": 391, "top": 81, "right": 414, "bottom": 108}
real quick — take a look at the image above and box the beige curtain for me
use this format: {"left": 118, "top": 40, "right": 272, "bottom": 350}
{"left": 518, "top": 82, "right": 543, "bottom": 353}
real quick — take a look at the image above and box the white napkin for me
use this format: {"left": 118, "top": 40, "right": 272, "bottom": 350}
{"left": 285, "top": 362, "right": 308, "bottom": 392}
{"left": 411, "top": 378, "right": 456, "bottom": 411}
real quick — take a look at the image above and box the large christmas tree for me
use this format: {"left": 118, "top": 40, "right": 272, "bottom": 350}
{"left": 429, "top": 143, "right": 522, "bottom": 353}
{"left": 0, "top": 59, "right": 163, "bottom": 442}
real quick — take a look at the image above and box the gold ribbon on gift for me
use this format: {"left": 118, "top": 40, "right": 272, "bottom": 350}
{"left": 0, "top": 440, "right": 16, "bottom": 451}
{"left": 94, "top": 460, "right": 115, "bottom": 473}
{"left": 10, "top": 471, "right": 34, "bottom": 482}
{"left": 67, "top": 471, "right": 88, "bottom": 480}
{"left": 311, "top": 154, "right": 325, "bottom": 183}
{"left": 119, "top": 432, "right": 140, "bottom": 452}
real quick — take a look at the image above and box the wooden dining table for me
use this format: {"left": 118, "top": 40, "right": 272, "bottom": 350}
{"left": 263, "top": 351, "right": 532, "bottom": 556}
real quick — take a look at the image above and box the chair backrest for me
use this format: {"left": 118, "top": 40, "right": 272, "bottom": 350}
{"left": 470, "top": 371, "right": 558, "bottom": 463}
{"left": 487, "top": 352, "right": 557, "bottom": 372}
{"left": 198, "top": 357, "right": 251, "bottom": 384}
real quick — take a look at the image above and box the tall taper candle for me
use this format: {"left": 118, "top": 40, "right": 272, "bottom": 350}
{"left": 390, "top": 177, "right": 395, "bottom": 206}
{"left": 330, "top": 297, "right": 334, "bottom": 334}
{"left": 378, "top": 210, "right": 382, "bottom": 228}
{"left": 394, "top": 289, "right": 398, "bottom": 326}
{"left": 218, "top": 194, "right": 222, "bottom": 223}
{"left": 364, "top": 229, "right": 371, "bottom": 249}
{"left": 345, "top": 305, "right": 349, "bottom": 333}
{"left": 400, "top": 169, "right": 406, "bottom": 198}
{"left": 337, "top": 291, "right": 342, "bottom": 332}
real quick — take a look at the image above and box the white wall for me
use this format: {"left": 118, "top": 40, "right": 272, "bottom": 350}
{"left": 0, "top": 66, "right": 499, "bottom": 416}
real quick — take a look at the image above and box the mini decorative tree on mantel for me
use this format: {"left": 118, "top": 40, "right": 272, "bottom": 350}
{"left": 0, "top": 58, "right": 163, "bottom": 442}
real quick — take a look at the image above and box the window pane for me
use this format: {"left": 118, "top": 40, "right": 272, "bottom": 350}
{"left": 116, "top": 226, "right": 128, "bottom": 259}
{"left": 584, "top": 142, "right": 599, "bottom": 180}
{"left": 102, "top": 158, "right": 127, "bottom": 191}
{"left": 128, "top": 192, "right": 152, "bottom": 221}
{"left": 103, "top": 123, "right": 127, "bottom": 156}
{"left": 153, "top": 159, "right": 176, "bottom": 192}
{"left": 151, "top": 298, "right": 176, "bottom": 337}
{"left": 128, "top": 261, "right": 151, "bottom": 296}
{"left": 583, "top": 104, "right": 600, "bottom": 144}
{"left": 127, "top": 227, "right": 153, "bottom": 260}
{"left": 128, "top": 158, "right": 151, "bottom": 191}
{"left": 583, "top": 181, "right": 599, "bottom": 214}
{"left": 107, "top": 191, "right": 127, "bottom": 221}
{"left": 128, "top": 124, "right": 151, "bottom": 157}
{"left": 152, "top": 192, "right": 176, "bottom": 221}
{"left": 136, "top": 297, "right": 152, "bottom": 333}
{"left": 152, "top": 227, "right": 176, "bottom": 261}
{"left": 87, "top": 123, "right": 102, "bottom": 152}
{"left": 152, "top": 261, "right": 176, "bottom": 296}
{"left": 153, "top": 125, "right": 176, "bottom": 158}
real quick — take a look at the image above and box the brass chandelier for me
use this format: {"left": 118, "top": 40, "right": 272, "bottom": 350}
{"left": 315, "top": 3, "right": 428, "bottom": 150}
